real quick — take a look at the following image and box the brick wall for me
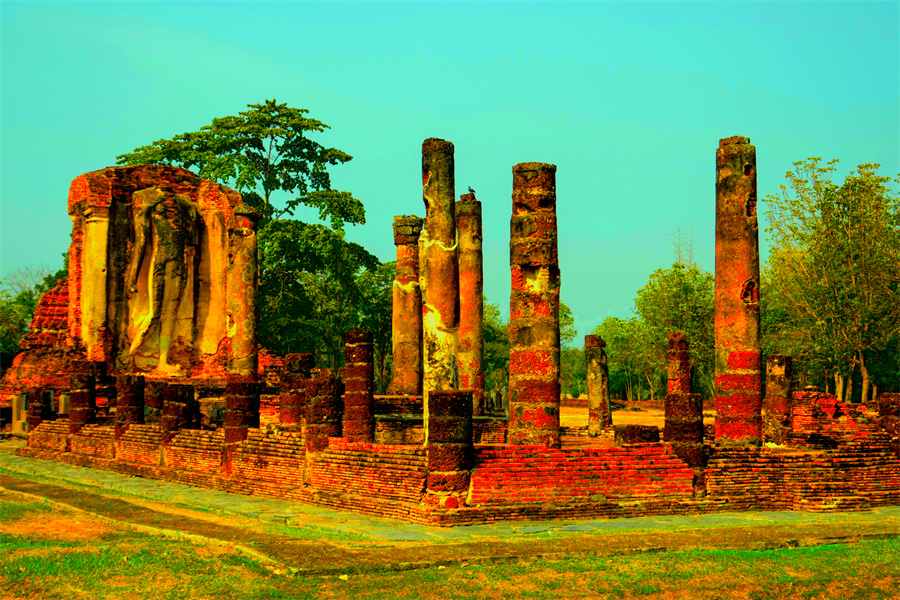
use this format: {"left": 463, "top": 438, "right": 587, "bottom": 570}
{"left": 306, "top": 438, "right": 427, "bottom": 504}
{"left": 470, "top": 443, "right": 694, "bottom": 505}
{"left": 706, "top": 433, "right": 900, "bottom": 511}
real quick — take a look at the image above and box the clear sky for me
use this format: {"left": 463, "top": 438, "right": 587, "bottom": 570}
{"left": 2, "top": 1, "right": 898, "bottom": 343}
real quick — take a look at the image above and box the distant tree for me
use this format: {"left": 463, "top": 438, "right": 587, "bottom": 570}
{"left": 764, "top": 159, "right": 900, "bottom": 400}
{"left": 357, "top": 261, "right": 395, "bottom": 394}
{"left": 482, "top": 297, "right": 509, "bottom": 401}
{"left": 118, "top": 100, "right": 378, "bottom": 364}
{"left": 633, "top": 262, "right": 715, "bottom": 398}
{"left": 0, "top": 255, "right": 68, "bottom": 373}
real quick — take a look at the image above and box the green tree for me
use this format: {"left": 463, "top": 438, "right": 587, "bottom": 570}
{"left": 357, "top": 261, "right": 395, "bottom": 394}
{"left": 633, "top": 262, "right": 715, "bottom": 398}
{"left": 482, "top": 297, "right": 509, "bottom": 403}
{"left": 593, "top": 317, "right": 644, "bottom": 402}
{"left": 764, "top": 159, "right": 900, "bottom": 401}
{"left": 558, "top": 302, "right": 584, "bottom": 397}
{"left": 0, "top": 257, "right": 68, "bottom": 373}
{"left": 118, "top": 100, "right": 379, "bottom": 364}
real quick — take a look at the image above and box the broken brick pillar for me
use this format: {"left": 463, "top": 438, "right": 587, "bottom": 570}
{"left": 387, "top": 215, "right": 424, "bottom": 395}
{"left": 585, "top": 334, "right": 611, "bottom": 436}
{"left": 714, "top": 136, "right": 762, "bottom": 447}
{"left": 144, "top": 380, "right": 164, "bottom": 424}
{"left": 25, "top": 389, "right": 54, "bottom": 431}
{"left": 224, "top": 375, "right": 260, "bottom": 445}
{"left": 68, "top": 374, "right": 96, "bottom": 434}
{"left": 425, "top": 390, "right": 473, "bottom": 508}
{"left": 279, "top": 353, "right": 313, "bottom": 426}
{"left": 305, "top": 368, "right": 343, "bottom": 455}
{"left": 420, "top": 138, "right": 459, "bottom": 421}
{"left": 667, "top": 330, "right": 691, "bottom": 394}
{"left": 664, "top": 392, "right": 705, "bottom": 494}
{"left": 508, "top": 162, "right": 561, "bottom": 448}
{"left": 456, "top": 193, "right": 485, "bottom": 415}
{"left": 115, "top": 374, "right": 145, "bottom": 440}
{"left": 160, "top": 384, "right": 198, "bottom": 444}
{"left": 763, "top": 355, "right": 793, "bottom": 445}
{"left": 341, "top": 329, "right": 375, "bottom": 443}
{"left": 227, "top": 204, "right": 261, "bottom": 379}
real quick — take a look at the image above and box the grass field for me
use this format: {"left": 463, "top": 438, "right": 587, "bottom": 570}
{"left": 2, "top": 493, "right": 898, "bottom": 600}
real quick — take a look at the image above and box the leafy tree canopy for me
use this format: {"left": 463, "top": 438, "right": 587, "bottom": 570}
{"left": 763, "top": 158, "right": 900, "bottom": 399}
{"left": 118, "top": 100, "right": 381, "bottom": 362}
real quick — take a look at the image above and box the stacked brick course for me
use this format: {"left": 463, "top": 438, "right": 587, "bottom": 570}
{"left": 341, "top": 329, "right": 375, "bottom": 443}
{"left": 19, "top": 279, "right": 69, "bottom": 350}
{"left": 508, "top": 162, "right": 561, "bottom": 448}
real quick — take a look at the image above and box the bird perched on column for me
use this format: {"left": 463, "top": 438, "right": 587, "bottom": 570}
{"left": 468, "top": 186, "right": 476, "bottom": 194}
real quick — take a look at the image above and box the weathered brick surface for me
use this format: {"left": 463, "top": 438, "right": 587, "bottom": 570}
{"left": 508, "top": 162, "right": 561, "bottom": 448}
{"left": 388, "top": 216, "right": 424, "bottom": 396}
{"left": 340, "top": 329, "right": 375, "bottom": 443}
{"left": 714, "top": 136, "right": 762, "bottom": 446}
{"left": 470, "top": 444, "right": 694, "bottom": 505}
{"left": 456, "top": 194, "right": 485, "bottom": 414}
{"left": 307, "top": 438, "right": 427, "bottom": 504}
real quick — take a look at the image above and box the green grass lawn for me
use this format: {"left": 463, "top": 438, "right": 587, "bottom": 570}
{"left": 2, "top": 494, "right": 898, "bottom": 600}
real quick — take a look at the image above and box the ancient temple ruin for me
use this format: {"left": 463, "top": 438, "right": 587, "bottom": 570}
{"left": 2, "top": 138, "right": 898, "bottom": 526}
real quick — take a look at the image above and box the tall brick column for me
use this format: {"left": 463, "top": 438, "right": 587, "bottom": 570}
{"left": 714, "top": 136, "right": 762, "bottom": 446}
{"left": 667, "top": 330, "right": 691, "bottom": 394}
{"left": 456, "top": 193, "right": 485, "bottom": 415}
{"left": 115, "top": 374, "right": 145, "bottom": 439}
{"left": 279, "top": 353, "right": 313, "bottom": 426}
{"left": 420, "top": 138, "right": 459, "bottom": 424}
{"left": 508, "top": 162, "right": 561, "bottom": 448}
{"left": 305, "top": 369, "right": 343, "bottom": 455}
{"left": 388, "top": 215, "right": 424, "bottom": 395}
{"left": 425, "top": 390, "right": 473, "bottom": 508}
{"left": 160, "top": 383, "right": 198, "bottom": 444}
{"left": 763, "top": 355, "right": 793, "bottom": 445}
{"left": 227, "top": 204, "right": 261, "bottom": 379}
{"left": 585, "top": 334, "right": 611, "bottom": 436}
{"left": 68, "top": 374, "right": 96, "bottom": 434}
{"left": 341, "top": 329, "right": 375, "bottom": 443}
{"left": 224, "top": 375, "right": 260, "bottom": 445}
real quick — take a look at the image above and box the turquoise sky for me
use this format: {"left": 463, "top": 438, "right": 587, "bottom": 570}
{"left": 2, "top": 1, "right": 898, "bottom": 341}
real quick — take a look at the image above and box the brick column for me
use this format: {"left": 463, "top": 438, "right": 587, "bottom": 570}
{"left": 508, "top": 162, "right": 561, "bottom": 448}
{"left": 279, "top": 353, "right": 313, "bottom": 426}
{"left": 420, "top": 138, "right": 459, "bottom": 424}
{"left": 160, "top": 384, "right": 198, "bottom": 444}
{"left": 667, "top": 330, "right": 691, "bottom": 394}
{"left": 227, "top": 204, "right": 261, "bottom": 379}
{"left": 68, "top": 374, "right": 96, "bottom": 434}
{"left": 425, "top": 390, "right": 473, "bottom": 508}
{"left": 225, "top": 374, "right": 260, "bottom": 447}
{"left": 585, "top": 334, "right": 611, "bottom": 436}
{"left": 304, "top": 369, "right": 343, "bottom": 455}
{"left": 144, "top": 380, "right": 164, "bottom": 423}
{"left": 115, "top": 374, "right": 145, "bottom": 439}
{"left": 388, "top": 215, "right": 423, "bottom": 395}
{"left": 714, "top": 136, "right": 762, "bottom": 446}
{"left": 763, "top": 355, "right": 793, "bottom": 445}
{"left": 25, "top": 389, "right": 53, "bottom": 432}
{"left": 456, "top": 193, "right": 485, "bottom": 415}
{"left": 664, "top": 392, "right": 705, "bottom": 494}
{"left": 341, "top": 329, "right": 375, "bottom": 443}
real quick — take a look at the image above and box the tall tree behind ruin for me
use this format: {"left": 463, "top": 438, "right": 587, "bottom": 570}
{"left": 117, "top": 100, "right": 381, "bottom": 363}
{"left": 764, "top": 159, "right": 900, "bottom": 401}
